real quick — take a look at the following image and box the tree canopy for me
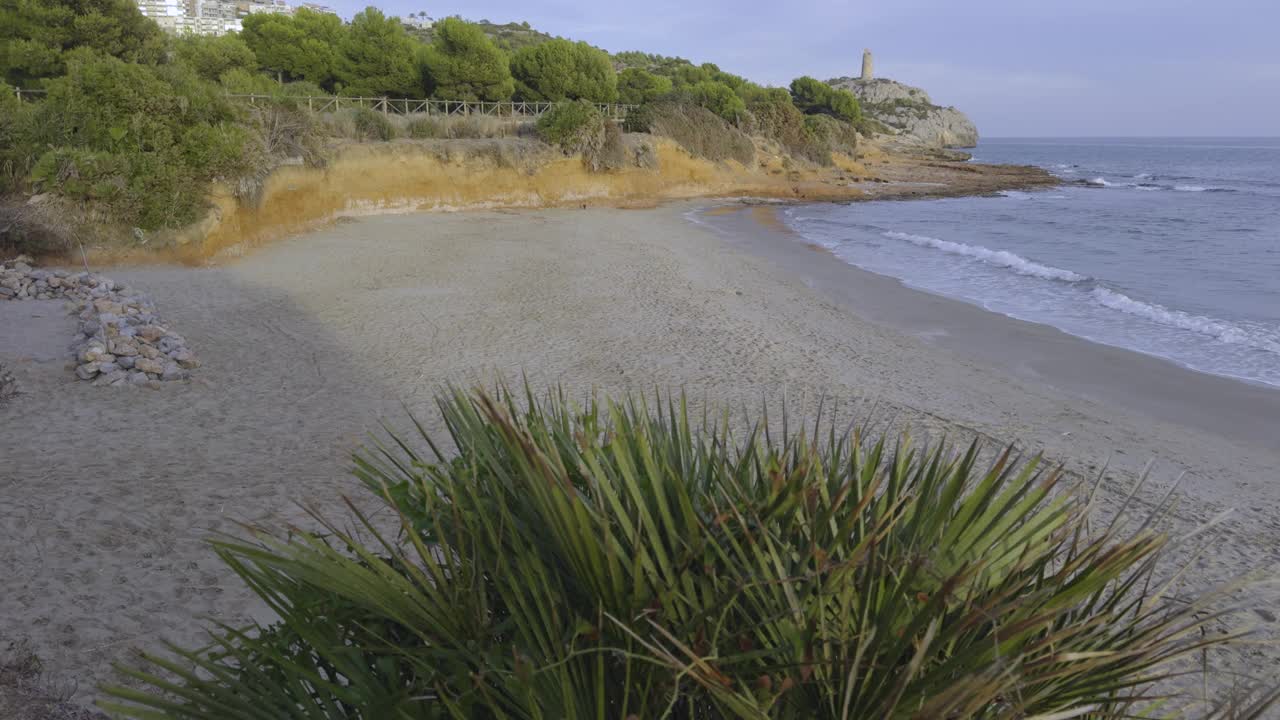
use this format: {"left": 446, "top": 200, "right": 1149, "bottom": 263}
{"left": 174, "top": 34, "right": 257, "bottom": 83}
{"left": 240, "top": 8, "right": 345, "bottom": 90}
{"left": 790, "top": 75, "right": 862, "bottom": 122}
{"left": 616, "top": 68, "right": 672, "bottom": 105}
{"left": 0, "top": 0, "right": 166, "bottom": 86}
{"left": 509, "top": 38, "right": 617, "bottom": 103}
{"left": 417, "top": 17, "right": 513, "bottom": 101}
{"left": 336, "top": 7, "right": 420, "bottom": 97}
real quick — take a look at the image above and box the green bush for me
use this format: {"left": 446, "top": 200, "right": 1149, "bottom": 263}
{"left": 511, "top": 38, "right": 617, "bottom": 103}
{"left": 24, "top": 51, "right": 249, "bottom": 229}
{"left": 30, "top": 148, "right": 126, "bottom": 202}
{"left": 418, "top": 17, "right": 514, "bottom": 101}
{"left": 687, "top": 80, "right": 746, "bottom": 124}
{"left": 103, "top": 386, "right": 1260, "bottom": 719}
{"left": 0, "top": 81, "right": 39, "bottom": 192}
{"left": 351, "top": 107, "right": 395, "bottom": 141}
{"left": 0, "top": 0, "right": 167, "bottom": 86}
{"left": 745, "top": 90, "right": 833, "bottom": 165}
{"left": 535, "top": 99, "right": 603, "bottom": 152}
{"left": 646, "top": 101, "right": 754, "bottom": 165}
{"left": 789, "top": 76, "right": 862, "bottom": 123}
{"left": 803, "top": 114, "right": 858, "bottom": 156}
{"left": 616, "top": 67, "right": 672, "bottom": 105}
{"left": 174, "top": 34, "right": 257, "bottom": 83}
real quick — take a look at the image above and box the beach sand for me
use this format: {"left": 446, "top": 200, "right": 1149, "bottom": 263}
{"left": 3, "top": 203, "right": 1279, "bottom": 709}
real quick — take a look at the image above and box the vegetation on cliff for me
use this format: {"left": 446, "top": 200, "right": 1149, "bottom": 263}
{"left": 0, "top": 0, "right": 871, "bottom": 254}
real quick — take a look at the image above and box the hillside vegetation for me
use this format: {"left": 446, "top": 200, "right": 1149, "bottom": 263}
{"left": 0, "top": 0, "right": 872, "bottom": 255}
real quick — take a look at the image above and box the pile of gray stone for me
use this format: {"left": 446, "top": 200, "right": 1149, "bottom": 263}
{"left": 1, "top": 255, "right": 200, "bottom": 387}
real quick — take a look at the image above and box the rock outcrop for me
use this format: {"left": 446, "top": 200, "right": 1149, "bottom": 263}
{"left": 828, "top": 77, "right": 979, "bottom": 148}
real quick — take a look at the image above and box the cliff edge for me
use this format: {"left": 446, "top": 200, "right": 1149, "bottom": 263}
{"left": 828, "top": 77, "right": 979, "bottom": 148}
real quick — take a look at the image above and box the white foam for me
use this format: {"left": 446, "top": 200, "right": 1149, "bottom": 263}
{"left": 1174, "top": 185, "right": 1207, "bottom": 192}
{"left": 1086, "top": 177, "right": 1112, "bottom": 187}
{"left": 1093, "top": 288, "right": 1280, "bottom": 355}
{"left": 883, "top": 231, "right": 1088, "bottom": 282}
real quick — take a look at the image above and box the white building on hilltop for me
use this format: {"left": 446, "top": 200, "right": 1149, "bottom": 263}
{"left": 134, "top": 0, "right": 332, "bottom": 35}
{"left": 404, "top": 11, "right": 435, "bottom": 29}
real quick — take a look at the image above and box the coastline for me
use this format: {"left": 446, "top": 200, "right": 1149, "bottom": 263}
{"left": 697, "top": 202, "right": 1280, "bottom": 457}
{"left": 28, "top": 137, "right": 1057, "bottom": 267}
{"left": 4, "top": 202, "right": 1277, "bottom": 709}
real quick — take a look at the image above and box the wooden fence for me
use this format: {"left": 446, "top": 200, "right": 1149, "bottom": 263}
{"left": 226, "top": 94, "right": 636, "bottom": 120}
{"left": 11, "top": 87, "right": 635, "bottom": 120}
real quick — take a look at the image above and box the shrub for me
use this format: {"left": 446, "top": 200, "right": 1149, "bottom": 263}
{"left": 687, "top": 80, "right": 746, "bottom": 124}
{"left": 25, "top": 51, "right": 249, "bottom": 229}
{"left": 174, "top": 34, "right": 258, "bottom": 83}
{"left": 351, "top": 107, "right": 395, "bottom": 141}
{"left": 30, "top": 148, "right": 126, "bottom": 203}
{"left": 535, "top": 99, "right": 603, "bottom": 153}
{"left": 418, "top": 17, "right": 514, "bottom": 101}
{"left": 0, "top": 0, "right": 167, "bottom": 87}
{"left": 617, "top": 67, "right": 673, "bottom": 105}
{"left": 803, "top": 113, "right": 858, "bottom": 155}
{"left": 622, "top": 103, "right": 654, "bottom": 133}
{"left": 646, "top": 101, "right": 754, "bottom": 165}
{"left": 405, "top": 116, "right": 443, "bottom": 138}
{"left": 790, "top": 76, "right": 862, "bottom": 123}
{"left": 0, "top": 81, "right": 39, "bottom": 192}
{"left": 103, "top": 386, "right": 1262, "bottom": 719}
{"left": 510, "top": 38, "right": 618, "bottom": 103}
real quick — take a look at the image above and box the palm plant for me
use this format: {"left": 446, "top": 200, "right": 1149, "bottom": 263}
{"left": 103, "top": 386, "right": 1269, "bottom": 719}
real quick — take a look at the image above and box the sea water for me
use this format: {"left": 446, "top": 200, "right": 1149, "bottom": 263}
{"left": 781, "top": 138, "right": 1280, "bottom": 388}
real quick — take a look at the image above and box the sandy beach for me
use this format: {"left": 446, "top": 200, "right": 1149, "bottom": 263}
{"left": 3, "top": 202, "right": 1279, "bottom": 709}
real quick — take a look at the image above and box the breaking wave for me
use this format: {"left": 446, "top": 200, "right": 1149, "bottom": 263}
{"left": 883, "top": 231, "right": 1088, "bottom": 282}
{"left": 1092, "top": 288, "right": 1280, "bottom": 355}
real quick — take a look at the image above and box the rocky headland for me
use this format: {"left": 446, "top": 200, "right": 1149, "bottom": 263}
{"left": 829, "top": 77, "right": 980, "bottom": 149}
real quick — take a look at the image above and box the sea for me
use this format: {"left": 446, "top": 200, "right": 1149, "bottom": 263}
{"left": 779, "top": 138, "right": 1280, "bottom": 389}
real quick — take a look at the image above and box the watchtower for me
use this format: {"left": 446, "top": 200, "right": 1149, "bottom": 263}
{"left": 861, "top": 49, "right": 873, "bottom": 81}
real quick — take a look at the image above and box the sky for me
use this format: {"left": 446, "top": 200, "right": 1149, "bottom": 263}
{"left": 333, "top": 0, "right": 1278, "bottom": 137}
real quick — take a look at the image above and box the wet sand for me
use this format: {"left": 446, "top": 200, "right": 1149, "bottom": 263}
{"left": 3, "top": 203, "right": 1278, "bottom": 708}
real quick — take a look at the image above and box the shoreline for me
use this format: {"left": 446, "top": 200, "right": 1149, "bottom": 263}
{"left": 695, "top": 201, "right": 1280, "bottom": 454}
{"left": 21, "top": 138, "right": 1057, "bottom": 267}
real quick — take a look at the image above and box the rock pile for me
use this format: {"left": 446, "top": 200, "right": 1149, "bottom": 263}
{"left": 1, "top": 255, "right": 200, "bottom": 387}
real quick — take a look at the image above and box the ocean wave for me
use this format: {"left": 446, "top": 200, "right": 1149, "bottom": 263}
{"left": 1173, "top": 184, "right": 1236, "bottom": 193}
{"left": 998, "top": 190, "right": 1032, "bottom": 199}
{"left": 883, "top": 231, "right": 1088, "bottom": 282}
{"left": 1092, "top": 288, "right": 1280, "bottom": 355}
{"left": 1085, "top": 177, "right": 1112, "bottom": 187}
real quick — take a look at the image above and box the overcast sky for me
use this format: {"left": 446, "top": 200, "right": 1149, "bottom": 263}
{"left": 332, "top": 0, "right": 1278, "bottom": 137}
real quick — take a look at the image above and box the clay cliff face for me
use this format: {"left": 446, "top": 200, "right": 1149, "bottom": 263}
{"left": 829, "top": 77, "right": 979, "bottom": 148}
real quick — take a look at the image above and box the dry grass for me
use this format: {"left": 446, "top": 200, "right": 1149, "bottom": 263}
{"left": 0, "top": 640, "right": 106, "bottom": 720}
{"left": 647, "top": 102, "right": 755, "bottom": 166}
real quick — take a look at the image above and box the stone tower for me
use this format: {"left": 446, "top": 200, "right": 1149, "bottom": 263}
{"left": 861, "top": 49, "right": 873, "bottom": 81}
